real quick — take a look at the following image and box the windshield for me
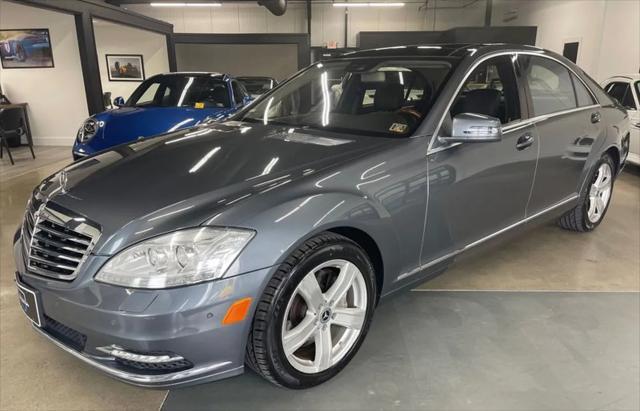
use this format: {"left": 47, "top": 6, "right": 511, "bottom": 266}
{"left": 127, "top": 75, "right": 231, "bottom": 109}
{"left": 238, "top": 77, "right": 275, "bottom": 96}
{"left": 237, "top": 59, "right": 453, "bottom": 137}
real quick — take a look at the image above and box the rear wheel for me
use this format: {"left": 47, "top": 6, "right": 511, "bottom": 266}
{"left": 246, "top": 233, "right": 376, "bottom": 388}
{"left": 16, "top": 45, "right": 26, "bottom": 62}
{"left": 558, "top": 154, "right": 615, "bottom": 232}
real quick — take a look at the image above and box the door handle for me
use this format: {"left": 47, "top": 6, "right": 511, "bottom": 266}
{"left": 516, "top": 133, "right": 534, "bottom": 150}
{"left": 590, "top": 112, "right": 601, "bottom": 124}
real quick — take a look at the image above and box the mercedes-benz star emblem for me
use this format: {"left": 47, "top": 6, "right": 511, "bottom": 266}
{"left": 58, "top": 170, "right": 68, "bottom": 194}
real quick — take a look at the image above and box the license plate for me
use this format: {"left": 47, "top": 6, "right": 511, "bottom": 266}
{"left": 16, "top": 275, "right": 42, "bottom": 327}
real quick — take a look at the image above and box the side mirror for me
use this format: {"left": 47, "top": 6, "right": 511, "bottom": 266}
{"left": 242, "top": 95, "right": 253, "bottom": 106}
{"left": 113, "top": 96, "right": 125, "bottom": 107}
{"left": 439, "top": 113, "right": 502, "bottom": 144}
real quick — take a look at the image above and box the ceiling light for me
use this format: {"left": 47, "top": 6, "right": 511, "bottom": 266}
{"left": 332, "top": 2, "right": 405, "bottom": 7}
{"left": 150, "top": 2, "right": 222, "bottom": 7}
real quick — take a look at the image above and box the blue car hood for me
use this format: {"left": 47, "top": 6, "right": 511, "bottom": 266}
{"left": 95, "top": 106, "right": 229, "bottom": 142}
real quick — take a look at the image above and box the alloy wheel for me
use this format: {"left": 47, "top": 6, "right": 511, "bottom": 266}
{"left": 281, "top": 259, "right": 367, "bottom": 374}
{"left": 587, "top": 162, "right": 612, "bottom": 223}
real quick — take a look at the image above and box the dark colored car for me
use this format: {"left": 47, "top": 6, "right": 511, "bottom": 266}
{"left": 72, "top": 72, "right": 252, "bottom": 159}
{"left": 236, "top": 76, "right": 277, "bottom": 97}
{"left": 14, "top": 44, "right": 629, "bottom": 389}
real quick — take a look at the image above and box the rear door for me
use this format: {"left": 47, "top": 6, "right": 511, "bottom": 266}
{"left": 519, "top": 55, "right": 602, "bottom": 214}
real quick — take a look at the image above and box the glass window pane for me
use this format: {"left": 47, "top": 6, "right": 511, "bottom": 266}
{"left": 239, "top": 59, "right": 454, "bottom": 137}
{"left": 605, "top": 82, "right": 628, "bottom": 104}
{"left": 523, "top": 56, "right": 577, "bottom": 116}
{"left": 571, "top": 73, "right": 595, "bottom": 107}
{"left": 450, "top": 56, "right": 520, "bottom": 124}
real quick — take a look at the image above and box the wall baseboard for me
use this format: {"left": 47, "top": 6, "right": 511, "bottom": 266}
{"left": 32, "top": 137, "right": 75, "bottom": 147}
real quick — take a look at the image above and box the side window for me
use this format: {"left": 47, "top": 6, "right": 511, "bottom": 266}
{"left": 570, "top": 73, "right": 596, "bottom": 107}
{"left": 622, "top": 86, "right": 636, "bottom": 109}
{"left": 232, "top": 81, "right": 248, "bottom": 105}
{"left": 136, "top": 82, "right": 161, "bottom": 106}
{"left": 523, "top": 56, "right": 577, "bottom": 116}
{"left": 604, "top": 82, "right": 630, "bottom": 107}
{"left": 450, "top": 55, "right": 521, "bottom": 124}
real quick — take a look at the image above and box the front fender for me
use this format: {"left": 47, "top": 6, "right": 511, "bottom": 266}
{"left": 222, "top": 192, "right": 404, "bottom": 294}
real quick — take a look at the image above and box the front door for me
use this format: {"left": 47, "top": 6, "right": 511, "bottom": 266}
{"left": 420, "top": 55, "right": 539, "bottom": 265}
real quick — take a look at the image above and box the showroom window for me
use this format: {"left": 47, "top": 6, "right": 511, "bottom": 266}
{"left": 522, "top": 56, "right": 577, "bottom": 116}
{"left": 449, "top": 55, "right": 521, "bottom": 124}
{"left": 570, "top": 72, "right": 596, "bottom": 107}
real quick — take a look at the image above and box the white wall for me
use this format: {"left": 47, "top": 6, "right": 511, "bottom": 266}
{"left": 597, "top": 0, "right": 640, "bottom": 82}
{"left": 93, "top": 19, "right": 170, "bottom": 102}
{"left": 493, "top": 0, "right": 639, "bottom": 81}
{"left": 0, "top": 0, "right": 88, "bottom": 146}
{"left": 126, "top": 3, "right": 307, "bottom": 35}
{"left": 127, "top": 1, "right": 487, "bottom": 48}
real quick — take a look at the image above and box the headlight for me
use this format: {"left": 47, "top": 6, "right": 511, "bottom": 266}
{"left": 77, "top": 118, "right": 101, "bottom": 143}
{"left": 95, "top": 227, "right": 255, "bottom": 289}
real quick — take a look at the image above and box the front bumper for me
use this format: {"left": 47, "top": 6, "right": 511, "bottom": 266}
{"left": 13, "top": 238, "right": 272, "bottom": 388}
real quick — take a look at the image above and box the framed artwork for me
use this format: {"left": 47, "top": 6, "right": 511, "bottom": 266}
{"left": 0, "top": 28, "right": 54, "bottom": 69}
{"left": 106, "top": 54, "right": 145, "bottom": 82}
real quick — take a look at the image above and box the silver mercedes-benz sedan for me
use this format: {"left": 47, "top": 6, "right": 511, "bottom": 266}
{"left": 14, "top": 43, "right": 630, "bottom": 389}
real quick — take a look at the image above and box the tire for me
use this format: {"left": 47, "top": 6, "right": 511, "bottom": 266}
{"left": 245, "top": 232, "right": 377, "bottom": 388}
{"left": 16, "top": 45, "right": 26, "bottom": 62}
{"left": 558, "top": 154, "right": 615, "bottom": 232}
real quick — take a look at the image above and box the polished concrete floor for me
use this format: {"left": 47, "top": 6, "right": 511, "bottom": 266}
{"left": 1, "top": 147, "right": 639, "bottom": 411}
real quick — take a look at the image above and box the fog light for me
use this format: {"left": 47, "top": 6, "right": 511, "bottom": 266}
{"left": 96, "top": 345, "right": 184, "bottom": 363}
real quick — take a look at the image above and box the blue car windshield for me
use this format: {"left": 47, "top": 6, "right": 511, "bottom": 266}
{"left": 238, "top": 58, "right": 454, "bottom": 137}
{"left": 127, "top": 75, "right": 231, "bottom": 109}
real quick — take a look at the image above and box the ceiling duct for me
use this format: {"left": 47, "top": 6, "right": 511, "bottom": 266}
{"left": 258, "top": 0, "right": 287, "bottom": 15}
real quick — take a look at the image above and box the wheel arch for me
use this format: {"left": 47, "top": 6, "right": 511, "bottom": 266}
{"left": 604, "top": 144, "right": 621, "bottom": 175}
{"left": 327, "top": 226, "right": 384, "bottom": 303}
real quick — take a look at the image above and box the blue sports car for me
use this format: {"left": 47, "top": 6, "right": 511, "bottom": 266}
{"left": 73, "top": 72, "right": 253, "bottom": 159}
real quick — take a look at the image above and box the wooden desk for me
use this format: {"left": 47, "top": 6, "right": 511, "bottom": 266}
{"left": 0, "top": 103, "right": 34, "bottom": 147}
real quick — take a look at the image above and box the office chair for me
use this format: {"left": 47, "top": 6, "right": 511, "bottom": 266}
{"left": 0, "top": 107, "right": 35, "bottom": 165}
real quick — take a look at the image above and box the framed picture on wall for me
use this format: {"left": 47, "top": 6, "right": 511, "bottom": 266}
{"left": 0, "top": 28, "right": 54, "bottom": 69}
{"left": 106, "top": 54, "right": 145, "bottom": 82}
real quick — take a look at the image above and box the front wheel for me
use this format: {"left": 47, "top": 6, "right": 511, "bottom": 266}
{"left": 558, "top": 154, "right": 615, "bottom": 232}
{"left": 246, "top": 232, "right": 377, "bottom": 388}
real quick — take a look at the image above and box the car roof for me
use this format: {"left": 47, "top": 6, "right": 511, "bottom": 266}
{"left": 333, "top": 43, "right": 542, "bottom": 60}
{"left": 155, "top": 71, "right": 229, "bottom": 79}
{"left": 237, "top": 76, "right": 275, "bottom": 80}
{"left": 604, "top": 74, "right": 640, "bottom": 82}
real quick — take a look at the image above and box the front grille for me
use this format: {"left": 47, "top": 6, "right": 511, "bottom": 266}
{"left": 43, "top": 315, "right": 87, "bottom": 351}
{"left": 22, "top": 200, "right": 100, "bottom": 281}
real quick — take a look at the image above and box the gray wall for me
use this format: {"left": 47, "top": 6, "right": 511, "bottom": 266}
{"left": 176, "top": 43, "right": 298, "bottom": 81}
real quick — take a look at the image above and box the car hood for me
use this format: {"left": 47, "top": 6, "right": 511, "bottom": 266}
{"left": 94, "top": 106, "right": 229, "bottom": 141}
{"left": 39, "top": 121, "right": 394, "bottom": 254}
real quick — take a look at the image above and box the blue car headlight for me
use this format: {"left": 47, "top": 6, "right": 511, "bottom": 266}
{"left": 77, "top": 118, "right": 102, "bottom": 143}
{"left": 95, "top": 227, "right": 255, "bottom": 289}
